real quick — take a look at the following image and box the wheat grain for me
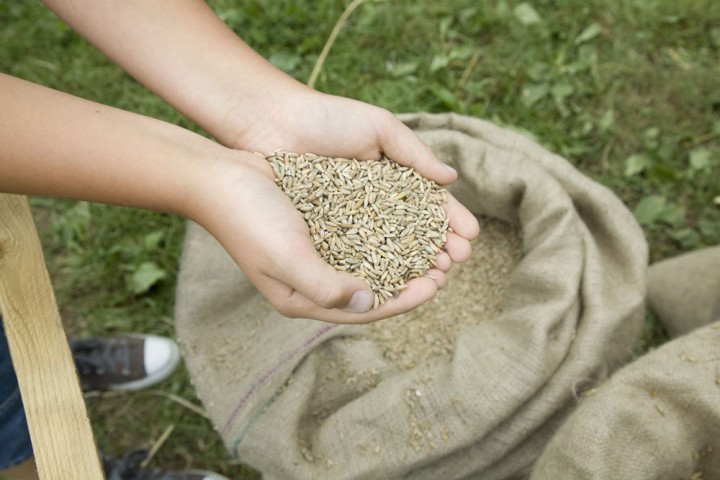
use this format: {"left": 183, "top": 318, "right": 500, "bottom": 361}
{"left": 266, "top": 151, "right": 449, "bottom": 308}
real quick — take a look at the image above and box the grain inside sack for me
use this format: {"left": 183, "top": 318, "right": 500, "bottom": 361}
{"left": 367, "top": 216, "right": 522, "bottom": 371}
{"left": 266, "top": 151, "right": 450, "bottom": 308}
{"left": 280, "top": 217, "right": 522, "bottom": 449}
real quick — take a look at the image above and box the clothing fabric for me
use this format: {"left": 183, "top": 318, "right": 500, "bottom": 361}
{"left": 0, "top": 315, "right": 34, "bottom": 470}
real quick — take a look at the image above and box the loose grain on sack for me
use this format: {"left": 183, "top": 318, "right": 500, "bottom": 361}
{"left": 267, "top": 149, "right": 523, "bottom": 370}
{"left": 291, "top": 217, "right": 522, "bottom": 453}
{"left": 266, "top": 151, "right": 449, "bottom": 308}
{"left": 366, "top": 216, "right": 523, "bottom": 371}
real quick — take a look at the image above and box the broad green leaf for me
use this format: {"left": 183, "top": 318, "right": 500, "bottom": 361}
{"left": 699, "top": 217, "right": 720, "bottom": 239}
{"left": 633, "top": 196, "right": 665, "bottom": 226}
{"left": 449, "top": 45, "right": 477, "bottom": 60}
{"left": 598, "top": 109, "right": 615, "bottom": 132}
{"left": 633, "top": 195, "right": 685, "bottom": 227}
{"left": 218, "top": 8, "right": 244, "bottom": 24}
{"left": 522, "top": 83, "right": 549, "bottom": 107}
{"left": 429, "top": 85, "right": 459, "bottom": 109}
{"left": 670, "top": 228, "right": 700, "bottom": 249}
{"left": 624, "top": 153, "right": 652, "bottom": 177}
{"left": 642, "top": 127, "right": 661, "bottom": 149}
{"left": 143, "top": 230, "right": 164, "bottom": 250}
{"left": 660, "top": 203, "right": 686, "bottom": 227}
{"left": 388, "top": 61, "right": 419, "bottom": 77}
{"left": 552, "top": 83, "right": 574, "bottom": 116}
{"left": 551, "top": 82, "right": 574, "bottom": 99}
{"left": 430, "top": 55, "right": 450, "bottom": 72}
{"left": 513, "top": 3, "right": 542, "bottom": 26}
{"left": 527, "top": 62, "right": 550, "bottom": 81}
{"left": 439, "top": 16, "right": 453, "bottom": 37}
{"left": 689, "top": 148, "right": 712, "bottom": 171}
{"left": 129, "top": 261, "right": 167, "bottom": 295}
{"left": 575, "top": 22, "right": 603, "bottom": 44}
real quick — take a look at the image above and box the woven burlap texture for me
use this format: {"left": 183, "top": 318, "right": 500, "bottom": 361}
{"left": 531, "top": 321, "right": 720, "bottom": 479}
{"left": 174, "top": 112, "right": 647, "bottom": 479}
{"left": 530, "top": 247, "right": 720, "bottom": 479}
{"left": 647, "top": 246, "right": 720, "bottom": 338}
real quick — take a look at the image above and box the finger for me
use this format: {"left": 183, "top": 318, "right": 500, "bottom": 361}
{"left": 374, "top": 110, "right": 457, "bottom": 185}
{"left": 444, "top": 193, "right": 480, "bottom": 240}
{"left": 424, "top": 268, "right": 447, "bottom": 290}
{"left": 444, "top": 232, "right": 472, "bottom": 263}
{"left": 433, "top": 251, "right": 452, "bottom": 272}
{"left": 267, "top": 272, "right": 441, "bottom": 324}
{"left": 335, "top": 275, "right": 440, "bottom": 324}
{"left": 268, "top": 234, "right": 376, "bottom": 314}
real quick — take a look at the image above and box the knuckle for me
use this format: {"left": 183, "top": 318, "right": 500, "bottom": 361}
{"left": 309, "top": 283, "right": 347, "bottom": 310}
{"left": 274, "top": 300, "right": 302, "bottom": 319}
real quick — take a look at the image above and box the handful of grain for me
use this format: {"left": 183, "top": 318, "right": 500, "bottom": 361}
{"left": 266, "top": 151, "right": 449, "bottom": 309}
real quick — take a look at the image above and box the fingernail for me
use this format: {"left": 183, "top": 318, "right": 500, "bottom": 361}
{"left": 443, "top": 164, "right": 457, "bottom": 175}
{"left": 346, "top": 290, "right": 373, "bottom": 313}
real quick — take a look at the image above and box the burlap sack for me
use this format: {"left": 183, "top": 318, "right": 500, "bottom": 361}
{"left": 531, "top": 320, "right": 720, "bottom": 479}
{"left": 647, "top": 246, "right": 720, "bottom": 338}
{"left": 174, "top": 113, "right": 647, "bottom": 479}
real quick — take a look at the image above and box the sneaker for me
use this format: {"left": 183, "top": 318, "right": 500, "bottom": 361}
{"left": 102, "top": 449, "right": 230, "bottom": 480}
{"left": 71, "top": 334, "right": 181, "bottom": 392}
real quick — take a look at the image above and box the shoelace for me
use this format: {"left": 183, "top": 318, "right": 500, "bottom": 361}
{"left": 71, "top": 337, "right": 132, "bottom": 377}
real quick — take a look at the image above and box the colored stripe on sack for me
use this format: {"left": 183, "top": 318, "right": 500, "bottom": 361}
{"left": 221, "top": 323, "right": 339, "bottom": 436}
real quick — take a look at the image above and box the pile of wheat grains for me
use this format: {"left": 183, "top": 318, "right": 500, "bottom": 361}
{"left": 268, "top": 151, "right": 523, "bottom": 370}
{"left": 267, "top": 151, "right": 449, "bottom": 309}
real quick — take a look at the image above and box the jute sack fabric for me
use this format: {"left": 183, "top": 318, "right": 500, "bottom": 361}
{"left": 647, "top": 246, "right": 720, "bottom": 338}
{"left": 530, "top": 320, "right": 720, "bottom": 479}
{"left": 174, "top": 112, "right": 647, "bottom": 479}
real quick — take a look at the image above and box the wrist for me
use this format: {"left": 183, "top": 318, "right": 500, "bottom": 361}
{"left": 182, "top": 148, "right": 274, "bottom": 230}
{"left": 212, "top": 75, "right": 316, "bottom": 151}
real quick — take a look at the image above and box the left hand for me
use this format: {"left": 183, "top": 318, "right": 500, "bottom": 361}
{"left": 226, "top": 87, "right": 480, "bottom": 275}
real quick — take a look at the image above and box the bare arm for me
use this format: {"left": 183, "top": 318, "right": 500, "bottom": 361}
{"left": 9, "top": 1, "right": 481, "bottom": 321}
{"left": 40, "top": 0, "right": 302, "bottom": 148}
{"left": 39, "top": 0, "right": 470, "bottom": 186}
{"left": 0, "top": 74, "right": 451, "bottom": 322}
{"left": 0, "top": 73, "right": 218, "bottom": 213}
{"left": 39, "top": 0, "right": 480, "bottom": 290}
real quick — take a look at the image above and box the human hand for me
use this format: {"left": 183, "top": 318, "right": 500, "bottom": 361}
{"left": 191, "top": 149, "right": 476, "bottom": 324}
{"left": 33, "top": 0, "right": 476, "bottom": 321}
{"left": 226, "top": 87, "right": 480, "bottom": 282}
{"left": 209, "top": 89, "right": 479, "bottom": 321}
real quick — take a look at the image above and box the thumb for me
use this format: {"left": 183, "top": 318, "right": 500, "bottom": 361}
{"left": 374, "top": 110, "right": 457, "bottom": 185}
{"left": 279, "top": 245, "right": 375, "bottom": 313}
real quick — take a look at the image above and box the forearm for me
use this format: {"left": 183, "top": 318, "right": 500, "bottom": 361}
{"left": 40, "top": 0, "right": 306, "bottom": 146}
{"left": 0, "top": 73, "right": 220, "bottom": 216}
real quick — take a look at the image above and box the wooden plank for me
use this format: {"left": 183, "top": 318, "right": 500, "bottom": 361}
{"left": 0, "top": 194, "right": 103, "bottom": 479}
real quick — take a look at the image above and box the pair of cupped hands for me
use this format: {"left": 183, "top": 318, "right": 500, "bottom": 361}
{"left": 197, "top": 88, "right": 479, "bottom": 324}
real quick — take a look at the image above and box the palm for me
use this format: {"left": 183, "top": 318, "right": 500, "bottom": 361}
{"left": 236, "top": 92, "right": 391, "bottom": 163}
{"left": 200, "top": 153, "right": 447, "bottom": 322}
{"left": 214, "top": 92, "right": 480, "bottom": 322}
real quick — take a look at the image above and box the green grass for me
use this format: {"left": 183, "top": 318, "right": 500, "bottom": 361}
{"left": 2, "top": 0, "right": 718, "bottom": 477}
